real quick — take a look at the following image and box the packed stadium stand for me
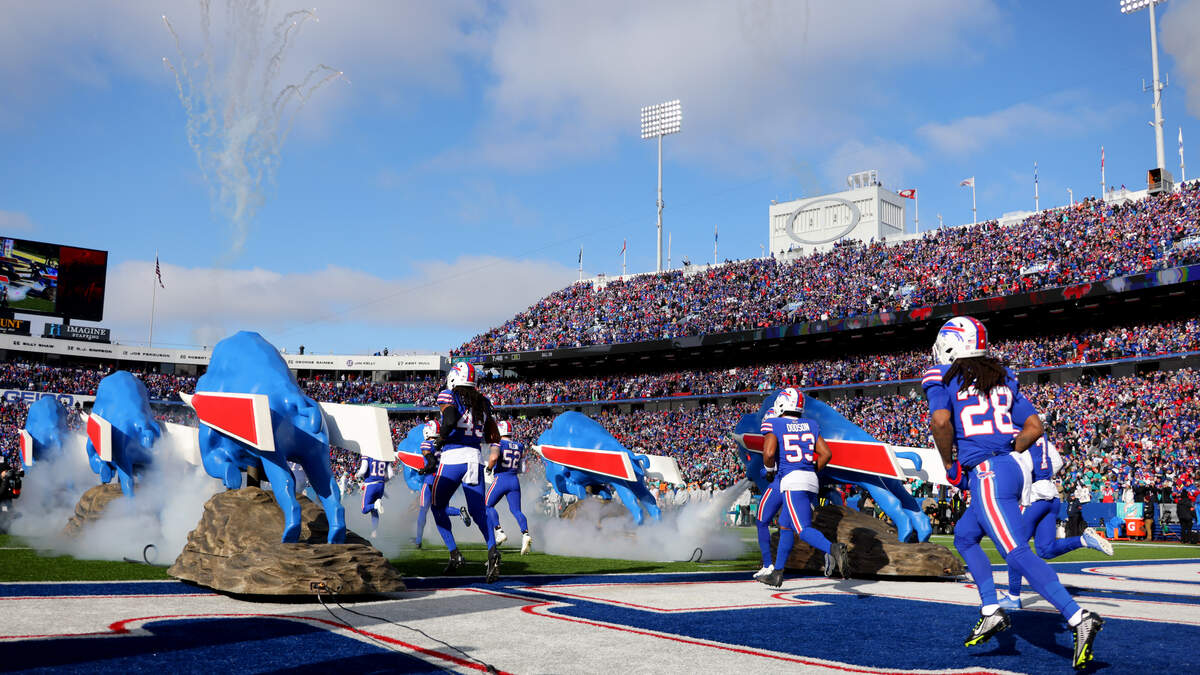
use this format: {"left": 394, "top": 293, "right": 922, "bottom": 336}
{"left": 3, "top": 184, "right": 1198, "bottom": 534}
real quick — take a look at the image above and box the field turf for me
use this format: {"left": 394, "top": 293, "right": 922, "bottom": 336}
{"left": 2, "top": 530, "right": 1196, "bottom": 583}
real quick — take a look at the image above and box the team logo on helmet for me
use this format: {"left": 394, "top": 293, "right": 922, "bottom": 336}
{"left": 931, "top": 316, "right": 989, "bottom": 365}
{"left": 447, "top": 362, "right": 477, "bottom": 389}
{"left": 772, "top": 387, "right": 805, "bottom": 416}
{"left": 497, "top": 420, "right": 512, "bottom": 437}
{"left": 422, "top": 420, "right": 441, "bottom": 440}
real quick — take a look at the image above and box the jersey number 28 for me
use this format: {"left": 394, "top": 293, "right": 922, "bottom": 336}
{"left": 956, "top": 387, "right": 1016, "bottom": 437}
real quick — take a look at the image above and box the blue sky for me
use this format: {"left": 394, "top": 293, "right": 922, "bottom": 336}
{"left": 1, "top": 0, "right": 1198, "bottom": 355}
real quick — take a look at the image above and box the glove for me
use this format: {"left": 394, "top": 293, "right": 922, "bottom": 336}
{"left": 760, "top": 466, "right": 777, "bottom": 482}
{"left": 1031, "top": 479, "right": 1058, "bottom": 502}
{"left": 418, "top": 455, "right": 438, "bottom": 476}
{"left": 945, "top": 461, "right": 965, "bottom": 488}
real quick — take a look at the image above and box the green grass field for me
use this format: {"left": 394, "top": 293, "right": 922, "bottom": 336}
{"left": 1, "top": 530, "right": 1196, "bottom": 583}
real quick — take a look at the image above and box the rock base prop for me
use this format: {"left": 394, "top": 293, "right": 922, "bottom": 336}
{"left": 772, "top": 505, "right": 964, "bottom": 577}
{"left": 169, "top": 487, "right": 405, "bottom": 596}
{"left": 62, "top": 483, "right": 126, "bottom": 536}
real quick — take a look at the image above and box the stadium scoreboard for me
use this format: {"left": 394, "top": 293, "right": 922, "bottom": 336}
{"left": 0, "top": 236, "right": 107, "bottom": 322}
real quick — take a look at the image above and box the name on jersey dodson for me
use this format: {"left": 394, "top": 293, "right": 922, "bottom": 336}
{"left": 784, "top": 197, "right": 862, "bottom": 246}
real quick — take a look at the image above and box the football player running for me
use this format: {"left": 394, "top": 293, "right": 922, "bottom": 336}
{"left": 1000, "top": 433, "right": 1113, "bottom": 609}
{"left": 355, "top": 453, "right": 393, "bottom": 539}
{"left": 923, "top": 316, "right": 1102, "bottom": 670}
{"left": 421, "top": 362, "right": 503, "bottom": 581}
{"left": 754, "top": 387, "right": 848, "bottom": 587}
{"left": 413, "top": 420, "right": 470, "bottom": 549}
{"left": 486, "top": 420, "right": 533, "bottom": 555}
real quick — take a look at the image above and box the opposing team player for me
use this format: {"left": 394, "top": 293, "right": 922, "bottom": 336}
{"left": 923, "top": 316, "right": 1102, "bottom": 670}
{"left": 486, "top": 420, "right": 533, "bottom": 555}
{"left": 420, "top": 362, "right": 502, "bottom": 581}
{"left": 413, "top": 420, "right": 470, "bottom": 549}
{"left": 355, "top": 453, "right": 393, "bottom": 539}
{"left": 1000, "top": 433, "right": 1113, "bottom": 609}
{"left": 754, "top": 387, "right": 848, "bottom": 587}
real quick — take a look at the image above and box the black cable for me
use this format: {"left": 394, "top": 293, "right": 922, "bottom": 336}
{"left": 314, "top": 583, "right": 498, "bottom": 674}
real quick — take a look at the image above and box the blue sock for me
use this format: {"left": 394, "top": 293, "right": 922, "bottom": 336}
{"left": 774, "top": 528, "right": 795, "bottom": 570}
{"left": 756, "top": 521, "right": 773, "bottom": 567}
{"left": 1007, "top": 545, "right": 1080, "bottom": 619}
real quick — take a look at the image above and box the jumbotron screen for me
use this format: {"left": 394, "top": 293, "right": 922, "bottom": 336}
{"left": 0, "top": 236, "right": 107, "bottom": 321}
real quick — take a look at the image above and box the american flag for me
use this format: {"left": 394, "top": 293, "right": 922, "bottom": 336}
{"left": 155, "top": 255, "right": 165, "bottom": 289}
{"left": 959, "top": 177, "right": 974, "bottom": 187}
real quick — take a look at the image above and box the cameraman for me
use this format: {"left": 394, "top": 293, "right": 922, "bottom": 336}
{"left": 0, "top": 460, "right": 23, "bottom": 530}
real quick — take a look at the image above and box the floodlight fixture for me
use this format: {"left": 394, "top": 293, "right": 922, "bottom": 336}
{"left": 1120, "top": 0, "right": 1168, "bottom": 170}
{"left": 641, "top": 99, "right": 683, "bottom": 272}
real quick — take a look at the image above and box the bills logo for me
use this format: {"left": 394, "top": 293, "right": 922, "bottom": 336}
{"left": 976, "top": 469, "right": 995, "bottom": 480}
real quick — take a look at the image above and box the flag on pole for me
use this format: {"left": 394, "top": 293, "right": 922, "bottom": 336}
{"left": 155, "top": 255, "right": 165, "bottom": 289}
{"left": 714, "top": 224, "right": 718, "bottom": 245}
{"left": 1101, "top": 146, "right": 1105, "bottom": 170}
{"left": 898, "top": 189, "right": 916, "bottom": 199}
{"left": 619, "top": 239, "right": 626, "bottom": 256}
{"left": 578, "top": 246, "right": 582, "bottom": 265}
{"left": 959, "top": 177, "right": 974, "bottom": 187}
{"left": 1034, "top": 162, "right": 1038, "bottom": 186}
{"left": 1180, "top": 127, "right": 1185, "bottom": 172}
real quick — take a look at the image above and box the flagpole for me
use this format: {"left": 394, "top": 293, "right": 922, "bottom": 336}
{"left": 972, "top": 182, "right": 977, "bottom": 225}
{"left": 1034, "top": 162, "right": 1039, "bottom": 211}
{"left": 914, "top": 191, "right": 919, "bottom": 231}
{"left": 1181, "top": 127, "right": 1187, "bottom": 183}
{"left": 148, "top": 249, "right": 158, "bottom": 347}
{"left": 622, "top": 242, "right": 627, "bottom": 277}
{"left": 667, "top": 232, "right": 672, "bottom": 271}
{"left": 578, "top": 246, "right": 583, "bottom": 282}
{"left": 713, "top": 225, "right": 718, "bottom": 265}
{"left": 1101, "top": 146, "right": 1106, "bottom": 198}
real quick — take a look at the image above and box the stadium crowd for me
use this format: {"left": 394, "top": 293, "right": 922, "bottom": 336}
{"left": 455, "top": 184, "right": 1200, "bottom": 355}
{"left": 3, "top": 315, "right": 1199, "bottom": 410}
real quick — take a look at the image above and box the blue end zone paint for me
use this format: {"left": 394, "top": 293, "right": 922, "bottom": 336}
{"left": 0, "top": 617, "right": 443, "bottom": 674}
{"left": 506, "top": 585, "right": 1200, "bottom": 673}
{"left": 0, "top": 581, "right": 210, "bottom": 597}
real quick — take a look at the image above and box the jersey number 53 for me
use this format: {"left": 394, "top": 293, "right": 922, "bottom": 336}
{"left": 782, "top": 432, "right": 816, "bottom": 463}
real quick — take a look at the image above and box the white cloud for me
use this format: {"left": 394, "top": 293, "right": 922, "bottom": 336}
{"left": 824, "top": 139, "right": 924, "bottom": 190}
{"left": 456, "top": 0, "right": 1001, "bottom": 171}
{"left": 0, "top": 210, "right": 35, "bottom": 232}
{"left": 1162, "top": 0, "right": 1200, "bottom": 118}
{"left": 103, "top": 255, "right": 574, "bottom": 349}
{"left": 916, "top": 93, "right": 1128, "bottom": 156}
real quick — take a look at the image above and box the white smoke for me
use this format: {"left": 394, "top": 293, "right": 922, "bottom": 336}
{"left": 10, "top": 430, "right": 223, "bottom": 564}
{"left": 355, "top": 470, "right": 747, "bottom": 564}
{"left": 1162, "top": 0, "right": 1200, "bottom": 118}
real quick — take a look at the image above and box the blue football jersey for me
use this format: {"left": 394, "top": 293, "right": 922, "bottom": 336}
{"left": 495, "top": 439, "right": 525, "bottom": 473}
{"left": 361, "top": 457, "right": 390, "bottom": 483}
{"left": 760, "top": 414, "right": 820, "bottom": 475}
{"left": 921, "top": 363, "right": 1038, "bottom": 469}
{"left": 1027, "top": 437, "right": 1055, "bottom": 483}
{"left": 419, "top": 439, "right": 441, "bottom": 461}
{"left": 436, "top": 389, "right": 493, "bottom": 448}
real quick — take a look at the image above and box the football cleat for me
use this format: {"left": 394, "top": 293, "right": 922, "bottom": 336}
{"left": 1072, "top": 610, "right": 1103, "bottom": 670}
{"left": 444, "top": 549, "right": 465, "bottom": 575}
{"left": 1081, "top": 527, "right": 1114, "bottom": 556}
{"left": 486, "top": 546, "right": 501, "bottom": 583}
{"left": 521, "top": 532, "right": 533, "bottom": 555}
{"left": 964, "top": 608, "right": 1011, "bottom": 647}
{"left": 753, "top": 565, "right": 774, "bottom": 581}
{"left": 495, "top": 527, "right": 508, "bottom": 546}
{"left": 829, "top": 542, "right": 850, "bottom": 578}
{"left": 459, "top": 508, "right": 471, "bottom": 527}
{"left": 997, "top": 593, "right": 1022, "bottom": 610}
{"left": 370, "top": 529, "right": 378, "bottom": 539}
{"left": 375, "top": 501, "right": 384, "bottom": 515}
{"left": 758, "top": 568, "right": 784, "bottom": 588}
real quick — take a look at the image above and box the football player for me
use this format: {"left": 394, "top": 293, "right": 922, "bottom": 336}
{"left": 413, "top": 420, "right": 470, "bottom": 549}
{"left": 1000, "top": 433, "right": 1113, "bottom": 609}
{"left": 754, "top": 387, "right": 848, "bottom": 587}
{"left": 355, "top": 452, "right": 393, "bottom": 539}
{"left": 486, "top": 420, "right": 533, "bottom": 555}
{"left": 422, "top": 362, "right": 502, "bottom": 581}
{"left": 924, "top": 316, "right": 1102, "bottom": 670}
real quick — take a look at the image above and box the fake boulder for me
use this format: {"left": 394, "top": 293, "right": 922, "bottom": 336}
{"left": 773, "top": 505, "right": 964, "bottom": 577}
{"left": 62, "top": 484, "right": 126, "bottom": 536}
{"left": 169, "top": 487, "right": 404, "bottom": 595}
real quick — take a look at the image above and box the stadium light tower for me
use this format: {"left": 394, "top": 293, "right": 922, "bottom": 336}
{"left": 641, "top": 99, "right": 682, "bottom": 273}
{"left": 1120, "top": 0, "right": 1169, "bottom": 171}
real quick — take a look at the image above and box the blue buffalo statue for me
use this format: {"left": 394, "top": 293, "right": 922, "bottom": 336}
{"left": 733, "top": 392, "right": 932, "bottom": 543}
{"left": 23, "top": 396, "right": 70, "bottom": 466}
{"left": 537, "top": 411, "right": 661, "bottom": 525}
{"left": 87, "top": 371, "right": 162, "bottom": 497}
{"left": 193, "top": 331, "right": 345, "bottom": 544}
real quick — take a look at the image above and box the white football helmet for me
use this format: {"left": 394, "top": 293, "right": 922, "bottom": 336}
{"left": 931, "top": 316, "right": 989, "bottom": 365}
{"left": 422, "top": 420, "right": 440, "bottom": 440}
{"left": 497, "top": 420, "right": 512, "bottom": 437}
{"left": 772, "top": 387, "right": 805, "bottom": 416}
{"left": 447, "top": 361, "right": 477, "bottom": 389}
